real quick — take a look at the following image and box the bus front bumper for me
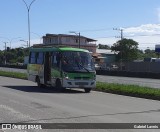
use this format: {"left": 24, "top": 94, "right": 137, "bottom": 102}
{"left": 62, "top": 79, "right": 96, "bottom": 88}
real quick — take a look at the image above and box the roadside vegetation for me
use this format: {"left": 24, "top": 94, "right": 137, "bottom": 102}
{"left": 0, "top": 39, "right": 159, "bottom": 65}
{"left": 0, "top": 70, "right": 27, "bottom": 80}
{"left": 0, "top": 70, "right": 160, "bottom": 101}
{"left": 0, "top": 47, "right": 29, "bottom": 65}
{"left": 99, "top": 39, "right": 159, "bottom": 62}
{"left": 96, "top": 82, "right": 160, "bottom": 100}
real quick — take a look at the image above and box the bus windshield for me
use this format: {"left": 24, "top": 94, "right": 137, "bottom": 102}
{"left": 61, "top": 51, "right": 95, "bottom": 72}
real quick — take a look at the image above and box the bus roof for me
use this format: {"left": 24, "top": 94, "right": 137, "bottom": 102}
{"left": 29, "top": 46, "right": 89, "bottom": 53}
{"left": 59, "top": 47, "right": 89, "bottom": 52}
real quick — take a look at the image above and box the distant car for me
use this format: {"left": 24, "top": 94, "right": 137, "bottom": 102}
{"left": 110, "top": 65, "right": 118, "bottom": 70}
{"left": 95, "top": 64, "right": 101, "bottom": 70}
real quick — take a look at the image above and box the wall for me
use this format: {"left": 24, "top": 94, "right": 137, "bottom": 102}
{"left": 124, "top": 62, "right": 160, "bottom": 73}
{"left": 61, "top": 36, "right": 86, "bottom": 45}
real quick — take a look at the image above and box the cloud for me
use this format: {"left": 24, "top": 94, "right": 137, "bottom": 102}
{"left": 157, "top": 8, "right": 160, "bottom": 22}
{"left": 124, "top": 24, "right": 160, "bottom": 34}
{"left": 97, "top": 35, "right": 159, "bottom": 50}
{"left": 97, "top": 24, "right": 160, "bottom": 50}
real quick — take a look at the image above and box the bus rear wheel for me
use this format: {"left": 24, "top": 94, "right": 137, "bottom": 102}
{"left": 84, "top": 88, "right": 91, "bottom": 93}
{"left": 36, "top": 77, "right": 43, "bottom": 88}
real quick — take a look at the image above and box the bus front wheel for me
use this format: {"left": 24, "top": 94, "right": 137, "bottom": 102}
{"left": 55, "top": 79, "right": 65, "bottom": 92}
{"left": 84, "top": 88, "right": 91, "bottom": 93}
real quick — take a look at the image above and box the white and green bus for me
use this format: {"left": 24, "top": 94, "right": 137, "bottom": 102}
{"left": 27, "top": 45, "right": 96, "bottom": 93}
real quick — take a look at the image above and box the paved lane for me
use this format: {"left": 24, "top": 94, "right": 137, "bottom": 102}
{"left": 97, "top": 75, "right": 160, "bottom": 89}
{"left": 0, "top": 76, "right": 160, "bottom": 132}
{"left": 0, "top": 67, "right": 27, "bottom": 73}
{"left": 0, "top": 67, "right": 160, "bottom": 89}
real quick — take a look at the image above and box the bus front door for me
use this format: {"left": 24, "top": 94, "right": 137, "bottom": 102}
{"left": 44, "top": 52, "right": 51, "bottom": 84}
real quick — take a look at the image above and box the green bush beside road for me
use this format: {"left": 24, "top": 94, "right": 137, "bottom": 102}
{"left": 96, "top": 82, "right": 160, "bottom": 100}
{"left": 0, "top": 70, "right": 27, "bottom": 80}
{"left": 0, "top": 70, "right": 160, "bottom": 101}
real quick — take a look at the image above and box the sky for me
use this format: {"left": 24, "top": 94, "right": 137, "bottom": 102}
{"left": 1, "top": 0, "right": 160, "bottom": 50}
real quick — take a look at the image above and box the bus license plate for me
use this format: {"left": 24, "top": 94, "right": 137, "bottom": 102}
{"left": 79, "top": 85, "right": 85, "bottom": 88}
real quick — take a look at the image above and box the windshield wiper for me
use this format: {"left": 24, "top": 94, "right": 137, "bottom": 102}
{"left": 76, "top": 62, "right": 90, "bottom": 73}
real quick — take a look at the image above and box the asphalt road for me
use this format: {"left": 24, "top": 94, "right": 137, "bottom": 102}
{"left": 0, "top": 76, "right": 160, "bottom": 132}
{"left": 0, "top": 67, "right": 27, "bottom": 73}
{"left": 97, "top": 75, "right": 160, "bottom": 89}
{"left": 1, "top": 67, "right": 160, "bottom": 89}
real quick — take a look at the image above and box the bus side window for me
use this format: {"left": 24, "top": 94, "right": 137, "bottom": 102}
{"left": 56, "top": 52, "right": 61, "bottom": 67}
{"left": 37, "top": 52, "right": 44, "bottom": 64}
{"left": 52, "top": 52, "right": 61, "bottom": 67}
{"left": 52, "top": 52, "right": 57, "bottom": 67}
{"left": 30, "top": 52, "right": 36, "bottom": 64}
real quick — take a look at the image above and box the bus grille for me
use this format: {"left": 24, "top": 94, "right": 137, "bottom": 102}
{"left": 75, "top": 82, "right": 88, "bottom": 85}
{"left": 74, "top": 77, "right": 90, "bottom": 80}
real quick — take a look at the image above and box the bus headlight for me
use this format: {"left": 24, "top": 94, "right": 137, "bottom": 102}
{"left": 64, "top": 72, "right": 69, "bottom": 79}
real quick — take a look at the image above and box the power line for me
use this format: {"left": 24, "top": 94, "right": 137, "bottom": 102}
{"left": 68, "top": 24, "right": 160, "bottom": 35}
{"left": 94, "top": 36, "right": 116, "bottom": 39}
{"left": 72, "top": 28, "right": 113, "bottom": 33}
{"left": 126, "top": 34, "right": 160, "bottom": 37}
{"left": 93, "top": 33, "right": 160, "bottom": 39}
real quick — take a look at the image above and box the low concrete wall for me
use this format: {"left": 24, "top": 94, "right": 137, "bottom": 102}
{"left": 96, "top": 70, "right": 160, "bottom": 79}
{"left": 0, "top": 64, "right": 27, "bottom": 69}
{"left": 125, "top": 62, "right": 160, "bottom": 73}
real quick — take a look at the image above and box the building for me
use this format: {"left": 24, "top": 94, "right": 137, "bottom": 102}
{"left": 93, "top": 49, "right": 117, "bottom": 69}
{"left": 42, "top": 34, "right": 97, "bottom": 53}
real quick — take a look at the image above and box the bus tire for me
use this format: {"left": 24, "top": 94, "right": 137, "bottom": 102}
{"left": 36, "top": 77, "right": 43, "bottom": 88}
{"left": 55, "top": 79, "right": 65, "bottom": 92}
{"left": 84, "top": 88, "right": 91, "bottom": 93}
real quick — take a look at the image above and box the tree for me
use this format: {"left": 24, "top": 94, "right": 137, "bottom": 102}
{"left": 0, "top": 51, "right": 4, "bottom": 64}
{"left": 0, "top": 47, "right": 29, "bottom": 64}
{"left": 6, "top": 52, "right": 16, "bottom": 63}
{"left": 144, "top": 48, "right": 159, "bottom": 58}
{"left": 16, "top": 56, "right": 24, "bottom": 63}
{"left": 98, "top": 44, "right": 111, "bottom": 49}
{"left": 137, "top": 49, "right": 145, "bottom": 60}
{"left": 111, "top": 38, "right": 139, "bottom": 62}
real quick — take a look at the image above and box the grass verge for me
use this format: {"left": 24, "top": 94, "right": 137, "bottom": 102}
{"left": 0, "top": 70, "right": 27, "bottom": 80}
{"left": 0, "top": 70, "right": 160, "bottom": 101}
{"left": 96, "top": 82, "right": 160, "bottom": 101}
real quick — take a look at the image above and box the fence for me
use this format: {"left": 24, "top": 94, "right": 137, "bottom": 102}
{"left": 0, "top": 64, "right": 27, "bottom": 69}
{"left": 124, "top": 62, "right": 160, "bottom": 73}
{"left": 97, "top": 62, "right": 160, "bottom": 79}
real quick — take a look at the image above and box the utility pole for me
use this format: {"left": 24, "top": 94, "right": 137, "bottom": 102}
{"left": 22, "top": 0, "right": 37, "bottom": 47}
{"left": 3, "top": 42, "right": 8, "bottom": 65}
{"left": 69, "top": 31, "right": 81, "bottom": 48}
{"left": 113, "top": 28, "right": 124, "bottom": 70}
{"left": 120, "top": 29, "right": 123, "bottom": 40}
{"left": 0, "top": 37, "right": 21, "bottom": 49}
{"left": 20, "top": 40, "right": 29, "bottom": 48}
{"left": 113, "top": 28, "right": 124, "bottom": 40}
{"left": 78, "top": 32, "right": 80, "bottom": 48}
